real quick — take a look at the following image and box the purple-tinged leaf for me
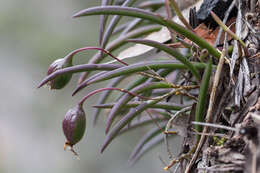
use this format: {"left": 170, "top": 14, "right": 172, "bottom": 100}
{"left": 129, "top": 124, "right": 166, "bottom": 161}
{"left": 128, "top": 39, "right": 200, "bottom": 81}
{"left": 100, "top": 0, "right": 137, "bottom": 49}
{"left": 138, "top": 0, "right": 164, "bottom": 10}
{"left": 99, "top": 0, "right": 111, "bottom": 45}
{"left": 101, "top": 99, "right": 162, "bottom": 153}
{"left": 93, "top": 76, "right": 125, "bottom": 125}
{"left": 105, "top": 82, "right": 172, "bottom": 133}
{"left": 75, "top": 61, "right": 207, "bottom": 90}
{"left": 120, "top": 18, "right": 142, "bottom": 36}
{"left": 129, "top": 134, "right": 165, "bottom": 164}
{"left": 119, "top": 117, "right": 167, "bottom": 135}
{"left": 72, "top": 6, "right": 221, "bottom": 58}
{"left": 93, "top": 101, "right": 187, "bottom": 110}
{"left": 37, "top": 64, "right": 122, "bottom": 88}
{"left": 77, "top": 25, "right": 161, "bottom": 84}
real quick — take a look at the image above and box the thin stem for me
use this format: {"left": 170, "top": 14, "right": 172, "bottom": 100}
{"left": 210, "top": 11, "right": 246, "bottom": 48}
{"left": 191, "top": 121, "right": 236, "bottom": 132}
{"left": 169, "top": 0, "right": 193, "bottom": 31}
{"left": 64, "top": 46, "right": 128, "bottom": 66}
{"left": 78, "top": 87, "right": 157, "bottom": 106}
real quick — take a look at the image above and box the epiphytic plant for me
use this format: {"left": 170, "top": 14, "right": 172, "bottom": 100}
{"left": 39, "top": 0, "right": 260, "bottom": 172}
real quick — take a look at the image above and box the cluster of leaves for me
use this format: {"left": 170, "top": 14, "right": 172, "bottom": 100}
{"left": 38, "top": 0, "right": 257, "bottom": 172}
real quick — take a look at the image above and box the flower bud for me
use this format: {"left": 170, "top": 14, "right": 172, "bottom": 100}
{"left": 47, "top": 58, "right": 72, "bottom": 89}
{"left": 63, "top": 104, "right": 86, "bottom": 155}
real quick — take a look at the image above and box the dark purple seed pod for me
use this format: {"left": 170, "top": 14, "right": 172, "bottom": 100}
{"left": 62, "top": 104, "right": 86, "bottom": 155}
{"left": 47, "top": 58, "right": 72, "bottom": 89}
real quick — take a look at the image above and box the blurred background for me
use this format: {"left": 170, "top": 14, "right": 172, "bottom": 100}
{"left": 0, "top": 0, "right": 182, "bottom": 173}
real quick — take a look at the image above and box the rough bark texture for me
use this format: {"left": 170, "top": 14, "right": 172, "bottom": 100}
{"left": 170, "top": 0, "right": 260, "bottom": 172}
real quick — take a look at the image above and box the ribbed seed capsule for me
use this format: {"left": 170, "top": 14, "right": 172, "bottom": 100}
{"left": 62, "top": 104, "right": 86, "bottom": 156}
{"left": 47, "top": 58, "right": 72, "bottom": 89}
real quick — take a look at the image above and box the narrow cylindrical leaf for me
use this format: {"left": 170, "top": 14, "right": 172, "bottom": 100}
{"left": 129, "top": 125, "right": 166, "bottom": 161}
{"left": 105, "top": 82, "right": 172, "bottom": 133}
{"left": 101, "top": 0, "right": 137, "bottom": 48}
{"left": 101, "top": 92, "right": 170, "bottom": 153}
{"left": 38, "top": 64, "right": 122, "bottom": 88}
{"left": 129, "top": 134, "right": 164, "bottom": 164}
{"left": 78, "top": 25, "right": 161, "bottom": 84}
{"left": 128, "top": 39, "right": 200, "bottom": 81}
{"left": 75, "top": 61, "right": 207, "bottom": 90}
{"left": 73, "top": 6, "right": 221, "bottom": 58}
{"left": 93, "top": 76, "right": 125, "bottom": 125}
{"left": 195, "top": 58, "right": 212, "bottom": 140}
{"left": 93, "top": 101, "right": 187, "bottom": 110}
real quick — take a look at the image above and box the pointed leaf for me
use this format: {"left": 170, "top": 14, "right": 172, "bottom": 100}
{"left": 129, "top": 124, "right": 166, "bottom": 160}
{"left": 77, "top": 25, "right": 161, "bottom": 84}
{"left": 119, "top": 117, "right": 167, "bottom": 135}
{"left": 76, "top": 61, "right": 207, "bottom": 90}
{"left": 120, "top": 18, "right": 143, "bottom": 36}
{"left": 93, "top": 76, "right": 125, "bottom": 125}
{"left": 38, "top": 64, "right": 122, "bottom": 88}
{"left": 195, "top": 58, "right": 212, "bottom": 140}
{"left": 94, "top": 101, "right": 188, "bottom": 110}
{"left": 129, "top": 134, "right": 164, "bottom": 164}
{"left": 99, "top": 0, "right": 111, "bottom": 45}
{"left": 105, "top": 82, "right": 172, "bottom": 133}
{"left": 128, "top": 39, "right": 200, "bottom": 81}
{"left": 73, "top": 6, "right": 221, "bottom": 58}
{"left": 101, "top": 98, "right": 162, "bottom": 153}
{"left": 101, "top": 0, "right": 137, "bottom": 48}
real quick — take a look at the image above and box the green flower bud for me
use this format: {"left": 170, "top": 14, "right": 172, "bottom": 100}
{"left": 47, "top": 58, "right": 72, "bottom": 89}
{"left": 63, "top": 104, "right": 86, "bottom": 155}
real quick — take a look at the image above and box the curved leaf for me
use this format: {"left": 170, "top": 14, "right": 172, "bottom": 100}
{"left": 37, "top": 64, "right": 122, "bottom": 88}
{"left": 116, "top": 68, "right": 173, "bottom": 100}
{"left": 77, "top": 25, "right": 161, "bottom": 84}
{"left": 138, "top": 0, "right": 164, "bottom": 10}
{"left": 101, "top": 98, "right": 162, "bottom": 153}
{"left": 120, "top": 18, "right": 143, "bottom": 36}
{"left": 195, "top": 58, "right": 212, "bottom": 140}
{"left": 128, "top": 39, "right": 200, "bottom": 81}
{"left": 99, "top": 0, "right": 112, "bottom": 45}
{"left": 105, "top": 82, "right": 173, "bottom": 133}
{"left": 93, "top": 76, "right": 125, "bottom": 125}
{"left": 73, "top": 6, "right": 221, "bottom": 58}
{"left": 75, "top": 61, "right": 207, "bottom": 91}
{"left": 101, "top": 0, "right": 137, "bottom": 49}
{"left": 129, "top": 124, "right": 166, "bottom": 161}
{"left": 119, "top": 117, "right": 167, "bottom": 135}
{"left": 93, "top": 101, "right": 188, "bottom": 110}
{"left": 129, "top": 134, "right": 164, "bottom": 164}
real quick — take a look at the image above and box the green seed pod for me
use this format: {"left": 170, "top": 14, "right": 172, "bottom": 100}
{"left": 63, "top": 104, "right": 86, "bottom": 155}
{"left": 47, "top": 58, "right": 72, "bottom": 89}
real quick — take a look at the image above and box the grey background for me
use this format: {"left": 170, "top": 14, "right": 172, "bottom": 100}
{"left": 0, "top": 0, "right": 181, "bottom": 172}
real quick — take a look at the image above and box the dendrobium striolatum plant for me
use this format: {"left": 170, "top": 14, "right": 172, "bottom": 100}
{"left": 38, "top": 0, "right": 260, "bottom": 172}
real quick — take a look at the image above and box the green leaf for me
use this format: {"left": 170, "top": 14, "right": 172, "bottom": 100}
{"left": 38, "top": 64, "right": 122, "bottom": 88}
{"left": 93, "top": 101, "right": 188, "bottom": 110}
{"left": 101, "top": 0, "right": 137, "bottom": 48}
{"left": 75, "top": 61, "right": 207, "bottom": 90}
{"left": 195, "top": 58, "right": 212, "bottom": 140}
{"left": 129, "top": 134, "right": 164, "bottom": 164}
{"left": 105, "top": 82, "right": 172, "bottom": 133}
{"left": 128, "top": 39, "right": 200, "bottom": 81}
{"left": 77, "top": 25, "right": 161, "bottom": 83}
{"left": 101, "top": 98, "right": 162, "bottom": 153}
{"left": 129, "top": 125, "right": 166, "bottom": 161}
{"left": 93, "top": 76, "right": 125, "bottom": 125}
{"left": 73, "top": 6, "right": 221, "bottom": 58}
